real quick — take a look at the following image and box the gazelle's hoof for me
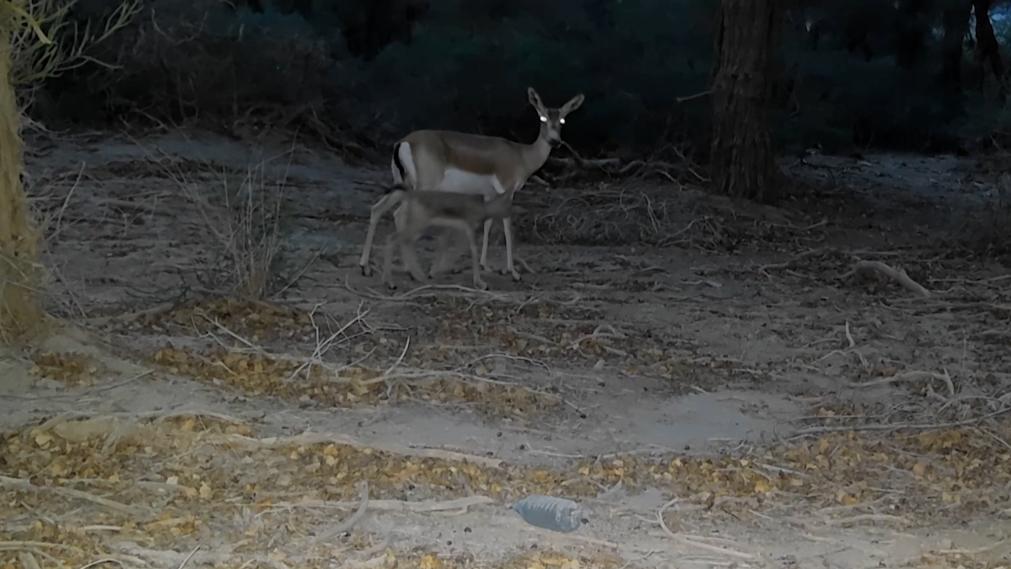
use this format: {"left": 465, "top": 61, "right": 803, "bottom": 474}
{"left": 386, "top": 282, "right": 397, "bottom": 291}
{"left": 510, "top": 269, "right": 521, "bottom": 282}
{"left": 474, "top": 279, "right": 489, "bottom": 290}
{"left": 360, "top": 264, "right": 371, "bottom": 277}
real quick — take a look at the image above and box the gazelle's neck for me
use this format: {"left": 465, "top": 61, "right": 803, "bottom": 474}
{"left": 520, "top": 127, "right": 554, "bottom": 175}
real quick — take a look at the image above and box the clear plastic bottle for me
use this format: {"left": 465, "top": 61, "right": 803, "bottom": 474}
{"left": 512, "top": 495, "right": 585, "bottom": 533}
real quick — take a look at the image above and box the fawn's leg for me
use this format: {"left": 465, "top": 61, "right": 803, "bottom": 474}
{"left": 428, "top": 229, "right": 458, "bottom": 279}
{"left": 464, "top": 226, "right": 486, "bottom": 290}
{"left": 436, "top": 219, "right": 487, "bottom": 290}
{"left": 392, "top": 204, "right": 426, "bottom": 282}
{"left": 400, "top": 235, "right": 427, "bottom": 282}
{"left": 381, "top": 234, "right": 398, "bottom": 289}
{"left": 479, "top": 218, "right": 494, "bottom": 272}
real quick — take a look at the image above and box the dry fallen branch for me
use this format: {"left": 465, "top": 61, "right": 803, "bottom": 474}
{"left": 850, "top": 369, "right": 956, "bottom": 398}
{"left": 176, "top": 546, "right": 200, "bottom": 569}
{"left": 843, "top": 260, "right": 930, "bottom": 298}
{"left": 318, "top": 481, "right": 369, "bottom": 540}
{"left": 108, "top": 543, "right": 233, "bottom": 568}
{"left": 825, "top": 513, "right": 910, "bottom": 527}
{"left": 213, "top": 431, "right": 504, "bottom": 469}
{"left": 936, "top": 538, "right": 1008, "bottom": 555}
{"left": 0, "top": 541, "right": 83, "bottom": 553}
{"left": 676, "top": 89, "right": 713, "bottom": 104}
{"left": 18, "top": 552, "right": 41, "bottom": 569}
{"left": 0, "top": 475, "right": 145, "bottom": 516}
{"left": 655, "top": 498, "right": 754, "bottom": 560}
{"left": 792, "top": 405, "right": 1011, "bottom": 436}
{"left": 276, "top": 495, "right": 494, "bottom": 514}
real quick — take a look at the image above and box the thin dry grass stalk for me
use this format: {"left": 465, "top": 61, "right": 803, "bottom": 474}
{"left": 185, "top": 162, "right": 286, "bottom": 300}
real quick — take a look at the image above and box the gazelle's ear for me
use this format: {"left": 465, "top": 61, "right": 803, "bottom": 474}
{"left": 560, "top": 93, "right": 585, "bottom": 117}
{"left": 528, "top": 87, "right": 546, "bottom": 115}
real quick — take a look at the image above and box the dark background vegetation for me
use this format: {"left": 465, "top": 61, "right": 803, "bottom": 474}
{"left": 33, "top": 0, "right": 1011, "bottom": 158}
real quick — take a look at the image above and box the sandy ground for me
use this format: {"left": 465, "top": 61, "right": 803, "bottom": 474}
{"left": 1, "top": 129, "right": 1010, "bottom": 569}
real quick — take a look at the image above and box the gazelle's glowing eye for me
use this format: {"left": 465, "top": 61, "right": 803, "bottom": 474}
{"left": 560, "top": 118, "right": 566, "bottom": 124}
{"left": 539, "top": 116, "right": 547, "bottom": 123}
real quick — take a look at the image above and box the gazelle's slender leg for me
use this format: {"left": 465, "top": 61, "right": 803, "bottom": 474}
{"left": 401, "top": 236, "right": 427, "bottom": 282}
{"left": 433, "top": 219, "right": 487, "bottom": 290}
{"left": 479, "top": 218, "right": 494, "bottom": 271}
{"left": 381, "top": 234, "right": 398, "bottom": 289}
{"left": 428, "top": 230, "right": 455, "bottom": 279}
{"left": 501, "top": 217, "right": 521, "bottom": 281}
{"left": 460, "top": 224, "right": 486, "bottom": 290}
{"left": 393, "top": 207, "right": 427, "bottom": 282}
{"left": 358, "top": 192, "right": 400, "bottom": 276}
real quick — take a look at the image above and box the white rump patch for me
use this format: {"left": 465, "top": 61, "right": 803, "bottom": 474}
{"left": 393, "top": 142, "right": 418, "bottom": 187}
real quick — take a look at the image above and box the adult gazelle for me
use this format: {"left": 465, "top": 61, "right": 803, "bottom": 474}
{"left": 358, "top": 87, "right": 584, "bottom": 281}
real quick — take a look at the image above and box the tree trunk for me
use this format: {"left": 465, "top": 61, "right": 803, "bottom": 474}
{"left": 0, "top": 18, "right": 43, "bottom": 342}
{"left": 894, "top": 0, "right": 929, "bottom": 69}
{"left": 973, "top": 0, "right": 1006, "bottom": 102}
{"left": 939, "top": 0, "right": 971, "bottom": 115}
{"left": 710, "top": 0, "right": 782, "bottom": 204}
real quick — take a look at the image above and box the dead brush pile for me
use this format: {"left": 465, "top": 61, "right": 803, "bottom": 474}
{"left": 515, "top": 180, "right": 827, "bottom": 251}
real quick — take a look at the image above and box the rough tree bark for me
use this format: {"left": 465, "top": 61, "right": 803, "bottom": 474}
{"left": 939, "top": 0, "right": 972, "bottom": 113}
{"left": 710, "top": 0, "right": 783, "bottom": 204}
{"left": 0, "top": 8, "right": 43, "bottom": 342}
{"left": 894, "top": 0, "right": 930, "bottom": 69}
{"left": 972, "top": 0, "right": 1006, "bottom": 101}
{"left": 0, "top": 1, "right": 137, "bottom": 343}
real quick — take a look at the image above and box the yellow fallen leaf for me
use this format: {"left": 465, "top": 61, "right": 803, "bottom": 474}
{"left": 33, "top": 431, "right": 53, "bottom": 448}
{"left": 419, "top": 553, "right": 443, "bottom": 569}
{"left": 837, "top": 492, "right": 859, "bottom": 506}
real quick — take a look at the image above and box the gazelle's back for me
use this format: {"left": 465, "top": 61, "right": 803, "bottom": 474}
{"left": 399, "top": 130, "right": 528, "bottom": 191}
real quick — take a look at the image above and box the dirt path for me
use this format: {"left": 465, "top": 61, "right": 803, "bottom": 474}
{"left": 1, "top": 130, "right": 1009, "bottom": 568}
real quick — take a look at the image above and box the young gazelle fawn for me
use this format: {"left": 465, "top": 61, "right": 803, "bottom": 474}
{"left": 359, "top": 87, "right": 584, "bottom": 281}
{"left": 381, "top": 185, "right": 517, "bottom": 291}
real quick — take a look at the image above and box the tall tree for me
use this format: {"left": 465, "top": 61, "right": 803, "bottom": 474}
{"left": 972, "top": 0, "right": 1006, "bottom": 101}
{"left": 0, "top": 3, "right": 39, "bottom": 342}
{"left": 710, "top": 0, "right": 783, "bottom": 203}
{"left": 939, "top": 0, "right": 972, "bottom": 113}
{"left": 894, "top": 0, "right": 930, "bottom": 69}
{"left": 0, "top": 0, "right": 137, "bottom": 343}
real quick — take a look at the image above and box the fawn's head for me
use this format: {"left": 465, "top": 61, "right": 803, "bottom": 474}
{"left": 528, "top": 87, "right": 584, "bottom": 148}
